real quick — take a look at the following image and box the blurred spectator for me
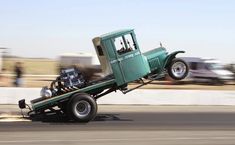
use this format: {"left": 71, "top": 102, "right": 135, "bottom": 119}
{"left": 0, "top": 68, "right": 6, "bottom": 86}
{"left": 0, "top": 68, "right": 3, "bottom": 86}
{"left": 13, "top": 62, "right": 24, "bottom": 87}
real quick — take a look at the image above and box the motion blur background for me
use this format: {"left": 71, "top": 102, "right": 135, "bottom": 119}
{"left": 0, "top": 0, "right": 234, "bottom": 88}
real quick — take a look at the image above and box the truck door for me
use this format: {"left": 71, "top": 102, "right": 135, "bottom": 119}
{"left": 112, "top": 33, "right": 150, "bottom": 85}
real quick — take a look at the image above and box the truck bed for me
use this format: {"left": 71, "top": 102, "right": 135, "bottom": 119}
{"left": 31, "top": 76, "right": 116, "bottom": 111}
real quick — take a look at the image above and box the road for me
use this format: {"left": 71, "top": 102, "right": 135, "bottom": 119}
{"left": 1, "top": 105, "right": 235, "bottom": 145}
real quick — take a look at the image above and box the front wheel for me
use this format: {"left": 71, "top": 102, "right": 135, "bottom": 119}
{"left": 168, "top": 58, "right": 189, "bottom": 80}
{"left": 67, "top": 93, "right": 97, "bottom": 122}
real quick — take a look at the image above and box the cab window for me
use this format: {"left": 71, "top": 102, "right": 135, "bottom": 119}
{"left": 114, "top": 36, "right": 126, "bottom": 55}
{"left": 124, "top": 34, "right": 136, "bottom": 51}
{"left": 113, "top": 33, "right": 136, "bottom": 55}
{"left": 96, "top": 45, "right": 104, "bottom": 56}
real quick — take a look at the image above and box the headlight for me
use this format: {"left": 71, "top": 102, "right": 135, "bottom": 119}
{"left": 40, "top": 87, "right": 52, "bottom": 98}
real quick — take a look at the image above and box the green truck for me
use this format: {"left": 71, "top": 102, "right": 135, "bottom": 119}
{"left": 19, "top": 29, "right": 189, "bottom": 122}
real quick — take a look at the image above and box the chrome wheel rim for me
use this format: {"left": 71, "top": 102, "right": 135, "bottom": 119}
{"left": 171, "top": 61, "right": 187, "bottom": 78}
{"left": 74, "top": 100, "right": 91, "bottom": 118}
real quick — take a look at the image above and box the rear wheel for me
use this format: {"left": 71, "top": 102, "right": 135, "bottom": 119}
{"left": 168, "top": 58, "right": 189, "bottom": 80}
{"left": 67, "top": 93, "right": 97, "bottom": 122}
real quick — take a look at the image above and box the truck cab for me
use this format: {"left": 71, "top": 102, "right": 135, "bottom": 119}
{"left": 93, "top": 29, "right": 151, "bottom": 86}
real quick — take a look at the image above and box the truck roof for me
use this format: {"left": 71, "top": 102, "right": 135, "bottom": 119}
{"left": 99, "top": 29, "right": 134, "bottom": 40}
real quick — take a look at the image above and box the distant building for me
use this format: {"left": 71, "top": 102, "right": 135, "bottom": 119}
{"left": 58, "top": 52, "right": 102, "bottom": 80}
{"left": 59, "top": 52, "right": 100, "bottom": 68}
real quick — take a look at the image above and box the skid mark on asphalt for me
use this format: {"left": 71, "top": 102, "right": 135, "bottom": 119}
{"left": 94, "top": 114, "right": 132, "bottom": 122}
{"left": 28, "top": 113, "right": 132, "bottom": 123}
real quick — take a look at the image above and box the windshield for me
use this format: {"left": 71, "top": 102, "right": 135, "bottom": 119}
{"left": 206, "top": 63, "right": 223, "bottom": 70}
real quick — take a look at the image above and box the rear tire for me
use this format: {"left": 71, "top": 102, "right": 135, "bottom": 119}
{"left": 67, "top": 93, "right": 97, "bottom": 122}
{"left": 168, "top": 58, "right": 189, "bottom": 80}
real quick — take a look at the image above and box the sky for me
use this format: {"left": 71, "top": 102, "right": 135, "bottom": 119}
{"left": 0, "top": 0, "right": 235, "bottom": 63}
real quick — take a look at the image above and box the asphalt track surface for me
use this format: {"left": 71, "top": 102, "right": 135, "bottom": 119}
{"left": 1, "top": 105, "right": 235, "bottom": 145}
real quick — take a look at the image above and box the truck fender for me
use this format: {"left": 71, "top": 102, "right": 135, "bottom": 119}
{"left": 164, "top": 51, "right": 185, "bottom": 68}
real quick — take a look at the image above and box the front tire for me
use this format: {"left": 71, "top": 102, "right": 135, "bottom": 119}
{"left": 168, "top": 58, "right": 189, "bottom": 80}
{"left": 67, "top": 93, "right": 97, "bottom": 122}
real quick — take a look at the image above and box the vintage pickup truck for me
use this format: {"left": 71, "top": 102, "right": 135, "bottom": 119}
{"left": 19, "top": 29, "right": 189, "bottom": 122}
